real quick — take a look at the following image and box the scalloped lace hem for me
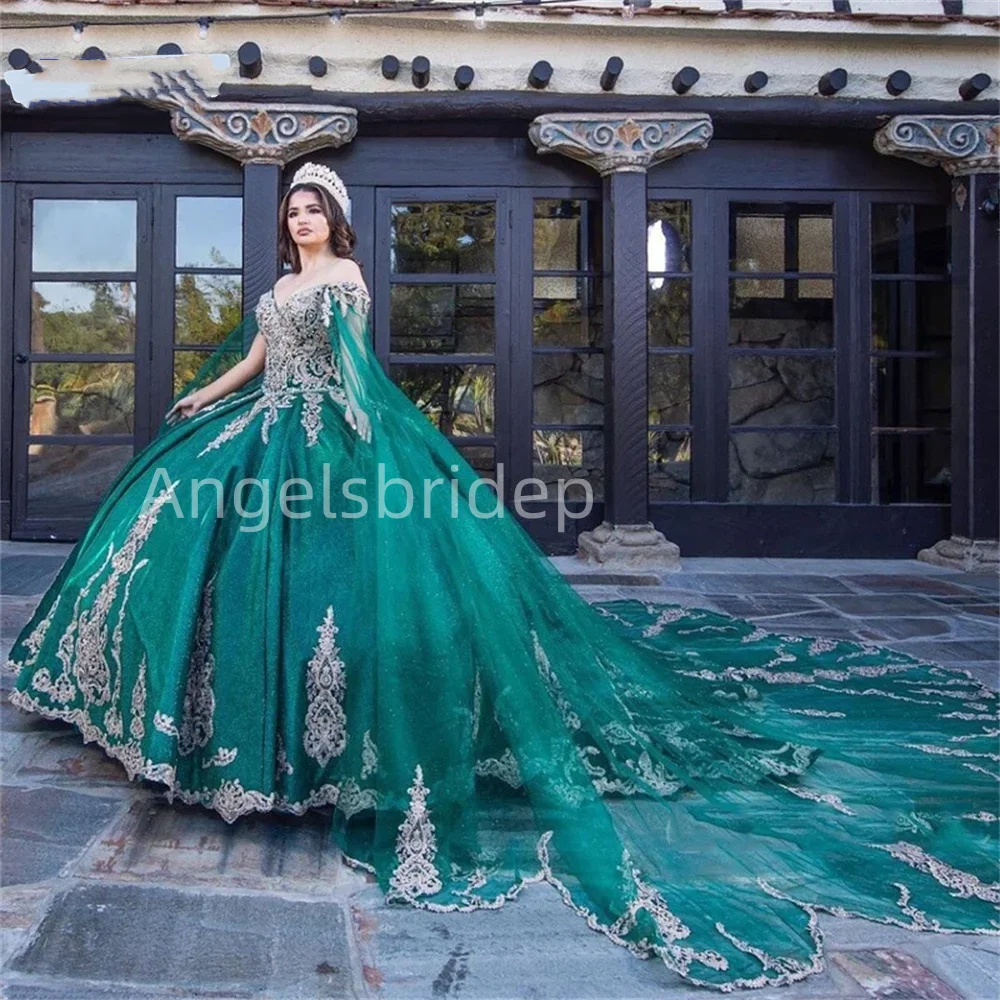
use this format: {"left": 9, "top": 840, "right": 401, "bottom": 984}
{"left": 7, "top": 685, "right": 998, "bottom": 993}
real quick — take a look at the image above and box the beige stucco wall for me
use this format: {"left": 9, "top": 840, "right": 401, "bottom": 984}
{"left": 2, "top": 0, "right": 998, "bottom": 109}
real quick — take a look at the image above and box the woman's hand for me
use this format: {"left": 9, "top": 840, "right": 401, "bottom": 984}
{"left": 165, "top": 388, "right": 211, "bottom": 425}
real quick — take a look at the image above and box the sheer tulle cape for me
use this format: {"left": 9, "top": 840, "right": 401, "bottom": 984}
{"left": 6, "top": 286, "right": 998, "bottom": 993}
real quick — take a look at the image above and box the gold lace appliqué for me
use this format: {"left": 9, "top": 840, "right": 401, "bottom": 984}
{"left": 387, "top": 764, "right": 443, "bottom": 903}
{"left": 197, "top": 283, "right": 362, "bottom": 457}
{"left": 303, "top": 605, "right": 349, "bottom": 767}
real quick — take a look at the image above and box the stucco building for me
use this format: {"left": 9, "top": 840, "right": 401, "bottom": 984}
{"left": 1, "top": 0, "right": 997, "bottom": 568}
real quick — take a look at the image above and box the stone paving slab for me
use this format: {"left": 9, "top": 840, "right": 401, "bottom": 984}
{"left": 859, "top": 615, "right": 998, "bottom": 641}
{"left": 0, "top": 556, "right": 65, "bottom": 598}
{"left": 561, "top": 572, "right": 662, "bottom": 586}
{"left": 596, "top": 585, "right": 730, "bottom": 614}
{"left": 0, "top": 694, "right": 71, "bottom": 738}
{"left": 569, "top": 584, "right": 627, "bottom": 606}
{"left": 842, "top": 575, "right": 980, "bottom": 597}
{"left": 708, "top": 594, "right": 828, "bottom": 618}
{"left": 7, "top": 883, "right": 357, "bottom": 999}
{"left": 652, "top": 573, "right": 859, "bottom": 596}
{"left": 926, "top": 944, "right": 1000, "bottom": 1000}
{"left": 932, "top": 597, "right": 999, "bottom": 617}
{"left": 745, "top": 609, "right": 871, "bottom": 637}
{"left": 1, "top": 787, "right": 125, "bottom": 888}
{"left": 821, "top": 593, "right": 974, "bottom": 617}
{"left": 885, "top": 638, "right": 1000, "bottom": 663}
{"left": 6, "top": 731, "right": 141, "bottom": 790}
{"left": 348, "top": 883, "right": 865, "bottom": 999}
{"left": 74, "top": 797, "right": 369, "bottom": 897}
{"left": 1, "top": 596, "right": 47, "bottom": 641}
{"left": 5, "top": 981, "right": 189, "bottom": 998}
{"left": 2, "top": 546, "right": 998, "bottom": 999}
{"left": 1, "top": 885, "right": 52, "bottom": 973}
{"left": 830, "top": 949, "right": 963, "bottom": 999}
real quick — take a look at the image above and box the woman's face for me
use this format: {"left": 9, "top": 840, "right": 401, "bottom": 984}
{"left": 286, "top": 188, "right": 331, "bottom": 250}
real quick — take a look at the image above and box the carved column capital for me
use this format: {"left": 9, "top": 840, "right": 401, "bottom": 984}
{"left": 873, "top": 115, "right": 1000, "bottom": 176}
{"left": 528, "top": 113, "right": 712, "bottom": 175}
{"left": 121, "top": 69, "right": 357, "bottom": 164}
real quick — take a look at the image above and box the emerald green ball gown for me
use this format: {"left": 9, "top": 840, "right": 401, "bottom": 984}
{"left": 7, "top": 279, "right": 998, "bottom": 992}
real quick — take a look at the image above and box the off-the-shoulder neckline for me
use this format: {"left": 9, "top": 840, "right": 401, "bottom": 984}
{"left": 269, "top": 279, "right": 370, "bottom": 312}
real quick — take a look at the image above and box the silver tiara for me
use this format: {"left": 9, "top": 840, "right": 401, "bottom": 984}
{"left": 289, "top": 162, "right": 351, "bottom": 221}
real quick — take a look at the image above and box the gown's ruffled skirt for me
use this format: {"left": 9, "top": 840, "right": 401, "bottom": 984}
{"left": 7, "top": 287, "right": 998, "bottom": 993}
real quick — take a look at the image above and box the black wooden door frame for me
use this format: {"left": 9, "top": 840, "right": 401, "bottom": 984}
{"left": 11, "top": 182, "right": 154, "bottom": 540}
{"left": 508, "top": 184, "right": 606, "bottom": 550}
{"left": 9, "top": 180, "right": 248, "bottom": 541}
{"left": 852, "top": 187, "right": 954, "bottom": 507}
{"left": 1, "top": 129, "right": 959, "bottom": 556}
{"left": 373, "top": 185, "right": 514, "bottom": 500}
{"left": 641, "top": 183, "right": 952, "bottom": 556}
{"left": 151, "top": 182, "right": 244, "bottom": 431}
{"left": 1, "top": 181, "right": 14, "bottom": 540}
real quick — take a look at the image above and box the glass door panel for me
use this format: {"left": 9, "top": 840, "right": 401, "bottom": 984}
{"left": 15, "top": 195, "right": 145, "bottom": 529}
{"left": 377, "top": 191, "right": 510, "bottom": 486}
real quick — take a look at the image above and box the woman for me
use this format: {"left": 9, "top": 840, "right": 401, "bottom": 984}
{"left": 7, "top": 162, "right": 997, "bottom": 993}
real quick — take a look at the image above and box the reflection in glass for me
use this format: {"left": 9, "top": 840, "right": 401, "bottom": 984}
{"left": 27, "top": 444, "right": 134, "bottom": 520}
{"left": 871, "top": 281, "right": 951, "bottom": 353}
{"left": 648, "top": 354, "right": 691, "bottom": 425}
{"left": 729, "top": 430, "right": 836, "bottom": 503}
{"left": 533, "top": 199, "right": 601, "bottom": 279}
{"left": 730, "top": 203, "right": 833, "bottom": 298}
{"left": 647, "top": 201, "right": 692, "bottom": 275}
{"left": 174, "top": 350, "right": 218, "bottom": 396}
{"left": 389, "top": 284, "right": 494, "bottom": 355}
{"left": 798, "top": 216, "right": 834, "bottom": 273}
{"left": 30, "top": 282, "right": 136, "bottom": 354}
{"left": 649, "top": 430, "right": 691, "bottom": 502}
{"left": 30, "top": 362, "right": 135, "bottom": 435}
{"left": 735, "top": 214, "right": 783, "bottom": 274}
{"left": 456, "top": 445, "right": 496, "bottom": 479}
{"left": 871, "top": 203, "right": 948, "bottom": 274}
{"left": 648, "top": 279, "right": 690, "bottom": 348}
{"left": 175, "top": 274, "right": 243, "bottom": 345}
{"left": 871, "top": 357, "right": 950, "bottom": 431}
{"left": 729, "top": 282, "right": 833, "bottom": 346}
{"left": 389, "top": 364, "right": 494, "bottom": 435}
{"left": 32, "top": 200, "right": 137, "bottom": 273}
{"left": 729, "top": 354, "right": 835, "bottom": 426}
{"left": 176, "top": 197, "right": 243, "bottom": 269}
{"left": 798, "top": 216, "right": 834, "bottom": 297}
{"left": 533, "top": 283, "right": 602, "bottom": 348}
{"left": 533, "top": 353, "right": 604, "bottom": 424}
{"left": 532, "top": 429, "right": 603, "bottom": 501}
{"left": 732, "top": 276, "right": 833, "bottom": 303}
{"left": 873, "top": 431, "right": 950, "bottom": 504}
{"left": 391, "top": 202, "right": 495, "bottom": 274}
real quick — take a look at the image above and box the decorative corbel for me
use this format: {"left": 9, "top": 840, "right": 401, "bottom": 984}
{"left": 121, "top": 69, "right": 357, "bottom": 165}
{"left": 528, "top": 112, "right": 712, "bottom": 176}
{"left": 873, "top": 115, "right": 999, "bottom": 176}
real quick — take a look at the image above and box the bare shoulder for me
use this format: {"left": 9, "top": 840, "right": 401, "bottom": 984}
{"left": 329, "top": 258, "right": 367, "bottom": 291}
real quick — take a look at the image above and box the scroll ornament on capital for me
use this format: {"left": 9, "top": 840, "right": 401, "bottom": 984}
{"left": 873, "top": 116, "right": 1000, "bottom": 176}
{"left": 120, "top": 69, "right": 357, "bottom": 164}
{"left": 528, "top": 113, "right": 713, "bottom": 175}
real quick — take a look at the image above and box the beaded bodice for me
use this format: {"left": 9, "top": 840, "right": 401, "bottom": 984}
{"left": 256, "top": 280, "right": 371, "bottom": 394}
{"left": 194, "top": 280, "right": 372, "bottom": 457}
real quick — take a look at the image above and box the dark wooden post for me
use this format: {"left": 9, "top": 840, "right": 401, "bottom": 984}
{"left": 875, "top": 115, "right": 999, "bottom": 572}
{"left": 529, "top": 113, "right": 712, "bottom": 567}
{"left": 108, "top": 73, "right": 360, "bottom": 344}
{"left": 602, "top": 168, "right": 651, "bottom": 528}
{"left": 242, "top": 161, "right": 282, "bottom": 345}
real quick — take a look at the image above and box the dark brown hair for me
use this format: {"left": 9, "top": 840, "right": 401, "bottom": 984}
{"left": 277, "top": 182, "right": 362, "bottom": 273}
